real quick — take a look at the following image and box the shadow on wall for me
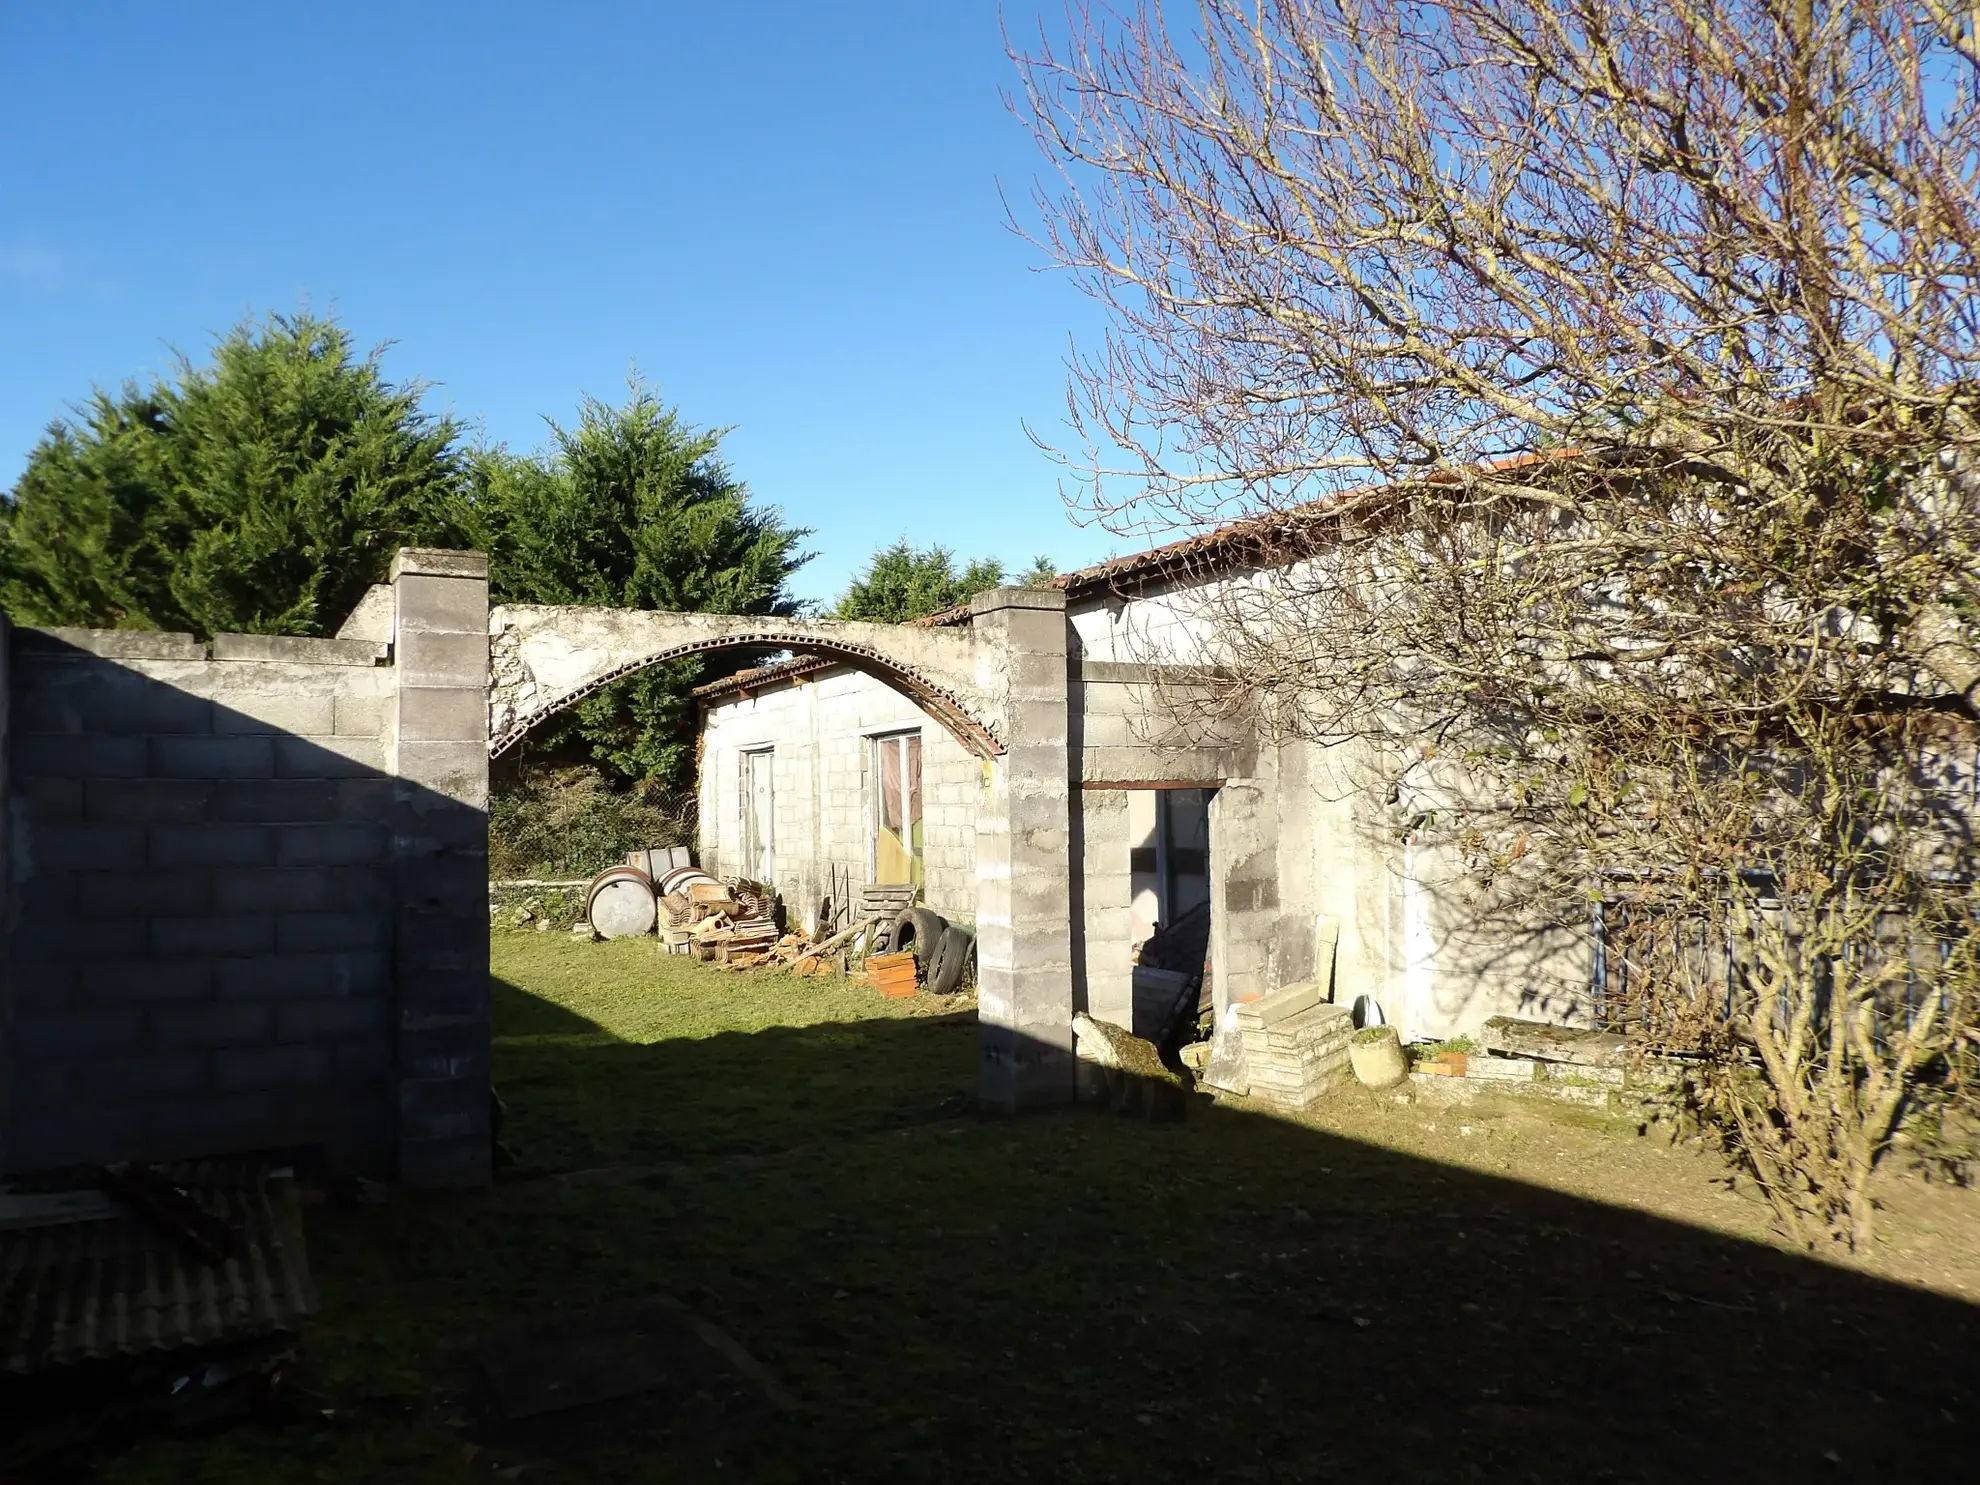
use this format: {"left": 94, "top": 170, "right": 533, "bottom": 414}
{"left": 278, "top": 975, "right": 1980, "bottom": 1483}
{"left": 1, "top": 628, "right": 489, "bottom": 1183}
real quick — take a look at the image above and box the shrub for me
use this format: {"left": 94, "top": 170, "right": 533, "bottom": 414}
{"left": 489, "top": 766, "right": 692, "bottom": 879}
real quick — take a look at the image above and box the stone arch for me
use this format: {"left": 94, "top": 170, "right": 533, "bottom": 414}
{"left": 484, "top": 591, "right": 1077, "bottom": 1116}
{"left": 486, "top": 606, "right": 1003, "bottom": 761}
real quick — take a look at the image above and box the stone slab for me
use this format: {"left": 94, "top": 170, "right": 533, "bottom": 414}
{"left": 17, "top": 627, "right": 204, "bottom": 661}
{"left": 1467, "top": 1056, "right": 1541, "bottom": 1082}
{"left": 1480, "top": 1016, "right": 1631, "bottom": 1068}
{"left": 211, "top": 633, "right": 387, "bottom": 666}
{"left": 1232, "top": 981, "right": 1321, "bottom": 1029}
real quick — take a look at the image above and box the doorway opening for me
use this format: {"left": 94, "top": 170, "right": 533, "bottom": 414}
{"left": 740, "top": 747, "right": 775, "bottom": 883}
{"left": 870, "top": 729, "right": 923, "bottom": 888}
{"left": 1128, "top": 786, "right": 1215, "bottom": 1045}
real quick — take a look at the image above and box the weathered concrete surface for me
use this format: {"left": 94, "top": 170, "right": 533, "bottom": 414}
{"left": 2, "top": 627, "right": 402, "bottom": 1176}
{"left": 489, "top": 606, "right": 1002, "bottom": 758}
{"left": 388, "top": 549, "right": 492, "bottom": 1188}
{"left": 970, "top": 587, "right": 1076, "bottom": 1112}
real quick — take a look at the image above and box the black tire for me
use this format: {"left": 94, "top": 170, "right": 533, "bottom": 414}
{"left": 926, "top": 923, "right": 975, "bottom": 995}
{"left": 891, "top": 907, "right": 947, "bottom": 971}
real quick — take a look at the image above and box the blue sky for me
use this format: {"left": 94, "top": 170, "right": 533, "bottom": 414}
{"left": 0, "top": 1, "right": 1128, "bottom": 607}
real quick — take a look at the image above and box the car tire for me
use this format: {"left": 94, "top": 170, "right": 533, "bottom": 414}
{"left": 891, "top": 907, "right": 947, "bottom": 971}
{"left": 926, "top": 923, "right": 975, "bottom": 995}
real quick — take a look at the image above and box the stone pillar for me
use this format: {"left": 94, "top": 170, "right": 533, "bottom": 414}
{"left": 387, "top": 549, "right": 492, "bottom": 1186}
{"left": 1209, "top": 778, "right": 1280, "bottom": 1013}
{"left": 1073, "top": 785, "right": 1133, "bottom": 1103}
{"left": 971, "top": 587, "right": 1075, "bottom": 1112}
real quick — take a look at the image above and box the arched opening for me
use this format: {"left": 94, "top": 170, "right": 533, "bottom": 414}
{"left": 484, "top": 590, "right": 1077, "bottom": 1118}
{"left": 488, "top": 632, "right": 1002, "bottom": 761}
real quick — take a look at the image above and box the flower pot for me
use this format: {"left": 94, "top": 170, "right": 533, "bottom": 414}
{"left": 1349, "top": 1025, "right": 1408, "bottom": 1088}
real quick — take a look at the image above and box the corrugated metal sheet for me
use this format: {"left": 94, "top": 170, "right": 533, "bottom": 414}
{"left": 0, "top": 1163, "right": 318, "bottom": 1375}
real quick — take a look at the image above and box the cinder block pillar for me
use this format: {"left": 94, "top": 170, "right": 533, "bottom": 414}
{"left": 387, "top": 549, "right": 492, "bottom": 1186}
{"left": 971, "top": 586, "right": 1075, "bottom": 1112}
{"left": 1076, "top": 787, "right": 1134, "bottom": 1025}
{"left": 1209, "top": 779, "right": 1279, "bottom": 1014}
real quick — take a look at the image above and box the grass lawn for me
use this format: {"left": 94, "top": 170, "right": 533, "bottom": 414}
{"left": 99, "top": 932, "right": 1980, "bottom": 1484}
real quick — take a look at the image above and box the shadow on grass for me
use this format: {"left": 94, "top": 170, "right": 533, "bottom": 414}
{"left": 122, "top": 980, "right": 1980, "bottom": 1485}
{"left": 489, "top": 973, "right": 612, "bottom": 1038}
{"left": 487, "top": 972, "right": 979, "bottom": 1169}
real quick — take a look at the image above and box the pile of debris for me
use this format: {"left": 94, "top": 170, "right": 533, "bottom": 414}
{"left": 573, "top": 855, "right": 975, "bottom": 994}
{"left": 658, "top": 877, "right": 788, "bottom": 967}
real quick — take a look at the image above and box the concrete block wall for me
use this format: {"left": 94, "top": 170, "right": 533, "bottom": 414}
{"left": 0, "top": 611, "right": 11, "bottom": 1173}
{"left": 0, "top": 549, "right": 491, "bottom": 1184}
{"left": 1075, "top": 787, "right": 1133, "bottom": 1031}
{"left": 2, "top": 628, "right": 399, "bottom": 1175}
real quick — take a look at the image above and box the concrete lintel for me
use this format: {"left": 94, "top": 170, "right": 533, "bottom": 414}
{"left": 1081, "top": 777, "right": 1229, "bottom": 790}
{"left": 969, "top": 585, "right": 1067, "bottom": 616}
{"left": 390, "top": 547, "right": 489, "bottom": 581}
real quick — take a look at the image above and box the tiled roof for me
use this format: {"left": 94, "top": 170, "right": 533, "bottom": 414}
{"left": 693, "top": 452, "right": 1577, "bottom": 701}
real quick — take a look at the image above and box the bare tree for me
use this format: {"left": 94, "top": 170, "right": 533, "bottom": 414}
{"left": 1014, "top": 0, "right": 1980, "bottom": 1246}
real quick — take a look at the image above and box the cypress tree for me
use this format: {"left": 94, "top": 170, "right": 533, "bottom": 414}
{"left": 0, "top": 312, "right": 463, "bottom": 635}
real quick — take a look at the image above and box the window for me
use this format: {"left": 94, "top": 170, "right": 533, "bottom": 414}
{"left": 870, "top": 731, "right": 923, "bottom": 887}
{"left": 740, "top": 748, "right": 774, "bottom": 883}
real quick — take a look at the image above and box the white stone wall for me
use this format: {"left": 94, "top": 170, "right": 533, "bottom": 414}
{"left": 1070, "top": 582, "right": 1597, "bottom": 1043}
{"left": 698, "top": 666, "right": 981, "bottom": 931}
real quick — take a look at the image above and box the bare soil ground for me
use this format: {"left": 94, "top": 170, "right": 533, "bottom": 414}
{"left": 93, "top": 934, "right": 1980, "bottom": 1484}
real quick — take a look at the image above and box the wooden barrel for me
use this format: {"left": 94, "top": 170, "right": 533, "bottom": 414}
{"left": 585, "top": 864, "right": 657, "bottom": 939}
